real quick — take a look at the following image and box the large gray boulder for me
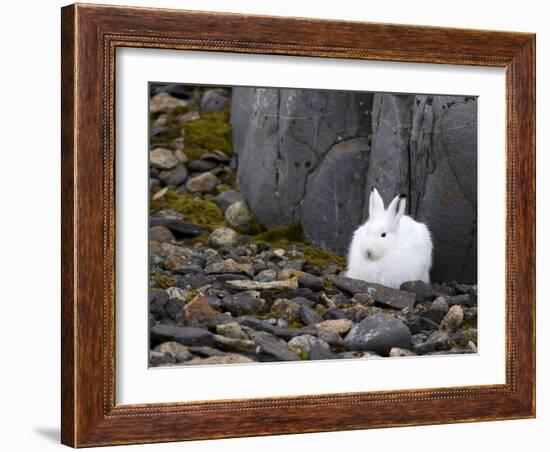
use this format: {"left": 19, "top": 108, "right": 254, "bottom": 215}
{"left": 301, "top": 138, "right": 370, "bottom": 255}
{"left": 232, "top": 87, "right": 372, "bottom": 228}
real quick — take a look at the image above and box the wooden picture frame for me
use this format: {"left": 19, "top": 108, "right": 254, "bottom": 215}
{"left": 61, "top": 3, "right": 536, "bottom": 447}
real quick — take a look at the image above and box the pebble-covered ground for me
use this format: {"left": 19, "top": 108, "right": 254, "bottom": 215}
{"left": 148, "top": 85, "right": 478, "bottom": 367}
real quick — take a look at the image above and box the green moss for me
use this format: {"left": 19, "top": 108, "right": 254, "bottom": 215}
{"left": 254, "top": 311, "right": 278, "bottom": 321}
{"left": 253, "top": 224, "right": 305, "bottom": 247}
{"left": 314, "top": 305, "right": 327, "bottom": 316}
{"left": 186, "top": 288, "right": 199, "bottom": 301}
{"left": 182, "top": 108, "right": 233, "bottom": 160}
{"left": 240, "top": 212, "right": 266, "bottom": 236}
{"left": 180, "top": 235, "right": 209, "bottom": 246}
{"left": 461, "top": 318, "right": 478, "bottom": 330}
{"left": 172, "top": 105, "right": 192, "bottom": 116}
{"left": 150, "top": 190, "right": 225, "bottom": 229}
{"left": 252, "top": 224, "right": 345, "bottom": 269}
{"left": 216, "top": 170, "right": 238, "bottom": 190}
{"left": 301, "top": 246, "right": 346, "bottom": 269}
{"left": 297, "top": 350, "right": 309, "bottom": 360}
{"left": 288, "top": 319, "right": 306, "bottom": 329}
{"left": 151, "top": 272, "right": 177, "bottom": 289}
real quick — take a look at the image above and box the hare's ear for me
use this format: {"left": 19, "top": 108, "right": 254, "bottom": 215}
{"left": 369, "top": 188, "right": 384, "bottom": 218}
{"left": 388, "top": 194, "right": 407, "bottom": 224}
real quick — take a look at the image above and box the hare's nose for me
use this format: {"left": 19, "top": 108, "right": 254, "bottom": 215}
{"left": 366, "top": 250, "right": 373, "bottom": 259}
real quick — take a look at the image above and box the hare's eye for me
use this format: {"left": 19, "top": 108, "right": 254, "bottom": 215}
{"left": 381, "top": 232, "right": 386, "bottom": 238}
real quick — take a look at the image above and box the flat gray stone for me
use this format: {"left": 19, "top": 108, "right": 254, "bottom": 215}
{"left": 329, "top": 276, "right": 416, "bottom": 310}
{"left": 344, "top": 314, "right": 412, "bottom": 356}
{"left": 150, "top": 324, "right": 215, "bottom": 347}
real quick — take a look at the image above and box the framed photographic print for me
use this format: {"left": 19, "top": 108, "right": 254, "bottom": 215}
{"left": 61, "top": 3, "right": 536, "bottom": 447}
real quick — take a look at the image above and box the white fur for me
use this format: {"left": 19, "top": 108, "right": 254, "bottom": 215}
{"left": 345, "top": 189, "right": 432, "bottom": 289}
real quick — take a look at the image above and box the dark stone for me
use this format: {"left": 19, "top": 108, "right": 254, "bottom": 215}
{"left": 291, "top": 297, "right": 316, "bottom": 308}
{"left": 323, "top": 307, "right": 347, "bottom": 320}
{"left": 329, "top": 276, "right": 415, "bottom": 310}
{"left": 164, "top": 299, "right": 184, "bottom": 322}
{"left": 413, "top": 331, "right": 455, "bottom": 355}
{"left": 222, "top": 291, "right": 265, "bottom": 316}
{"left": 149, "top": 290, "right": 169, "bottom": 317}
{"left": 239, "top": 316, "right": 316, "bottom": 339}
{"left": 150, "top": 126, "right": 170, "bottom": 137}
{"left": 262, "top": 250, "right": 285, "bottom": 263}
{"left": 201, "top": 90, "right": 229, "bottom": 112}
{"left": 331, "top": 293, "right": 350, "bottom": 307}
{"left": 177, "top": 273, "right": 215, "bottom": 289}
{"left": 405, "top": 315, "right": 440, "bottom": 334}
{"left": 149, "top": 217, "right": 209, "bottom": 238}
{"left": 150, "top": 324, "right": 215, "bottom": 347}
{"left": 399, "top": 280, "right": 436, "bottom": 302}
{"left": 187, "top": 159, "right": 218, "bottom": 172}
{"left": 309, "top": 343, "right": 339, "bottom": 360}
{"left": 432, "top": 283, "right": 457, "bottom": 296}
{"left": 172, "top": 264, "right": 204, "bottom": 275}
{"left": 259, "top": 288, "right": 315, "bottom": 304}
{"left": 188, "top": 346, "right": 226, "bottom": 357}
{"left": 149, "top": 225, "right": 175, "bottom": 243}
{"left": 252, "top": 262, "right": 268, "bottom": 274}
{"left": 299, "top": 305, "right": 323, "bottom": 326}
{"left": 256, "top": 242, "right": 271, "bottom": 253}
{"left": 344, "top": 314, "right": 412, "bottom": 356}
{"left": 149, "top": 351, "right": 177, "bottom": 366}
{"left": 419, "top": 309, "right": 445, "bottom": 325}
{"left": 298, "top": 274, "right": 324, "bottom": 292}
{"left": 150, "top": 83, "right": 193, "bottom": 100}
{"left": 214, "top": 190, "right": 245, "bottom": 212}
{"left": 158, "top": 163, "right": 188, "bottom": 186}
{"left": 252, "top": 331, "right": 300, "bottom": 361}
{"left": 201, "top": 152, "right": 231, "bottom": 164}
{"left": 342, "top": 304, "right": 370, "bottom": 323}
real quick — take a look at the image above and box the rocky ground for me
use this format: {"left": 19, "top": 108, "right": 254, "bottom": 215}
{"left": 148, "top": 85, "right": 478, "bottom": 367}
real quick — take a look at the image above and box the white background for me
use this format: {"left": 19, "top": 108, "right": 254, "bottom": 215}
{"left": 0, "top": 0, "right": 546, "bottom": 451}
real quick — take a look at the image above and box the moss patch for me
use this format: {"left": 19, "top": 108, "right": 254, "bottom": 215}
{"left": 287, "top": 319, "right": 306, "bottom": 329}
{"left": 151, "top": 272, "right": 177, "bottom": 289}
{"left": 150, "top": 190, "right": 225, "bottom": 230}
{"left": 240, "top": 212, "right": 266, "bottom": 236}
{"left": 185, "top": 288, "right": 199, "bottom": 302}
{"left": 182, "top": 108, "right": 233, "bottom": 160}
{"left": 301, "top": 246, "right": 346, "bottom": 268}
{"left": 253, "top": 224, "right": 304, "bottom": 247}
{"left": 314, "top": 305, "right": 327, "bottom": 316}
{"left": 252, "top": 224, "right": 345, "bottom": 269}
{"left": 180, "top": 235, "right": 209, "bottom": 246}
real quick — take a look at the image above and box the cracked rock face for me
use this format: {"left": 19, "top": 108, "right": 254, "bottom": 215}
{"left": 232, "top": 87, "right": 372, "bottom": 229}
{"left": 232, "top": 88, "right": 477, "bottom": 283}
{"left": 368, "top": 94, "right": 477, "bottom": 283}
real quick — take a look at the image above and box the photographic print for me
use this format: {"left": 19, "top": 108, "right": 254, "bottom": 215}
{"left": 148, "top": 84, "right": 478, "bottom": 367}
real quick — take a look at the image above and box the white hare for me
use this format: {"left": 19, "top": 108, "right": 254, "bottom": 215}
{"left": 345, "top": 188, "right": 432, "bottom": 289}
